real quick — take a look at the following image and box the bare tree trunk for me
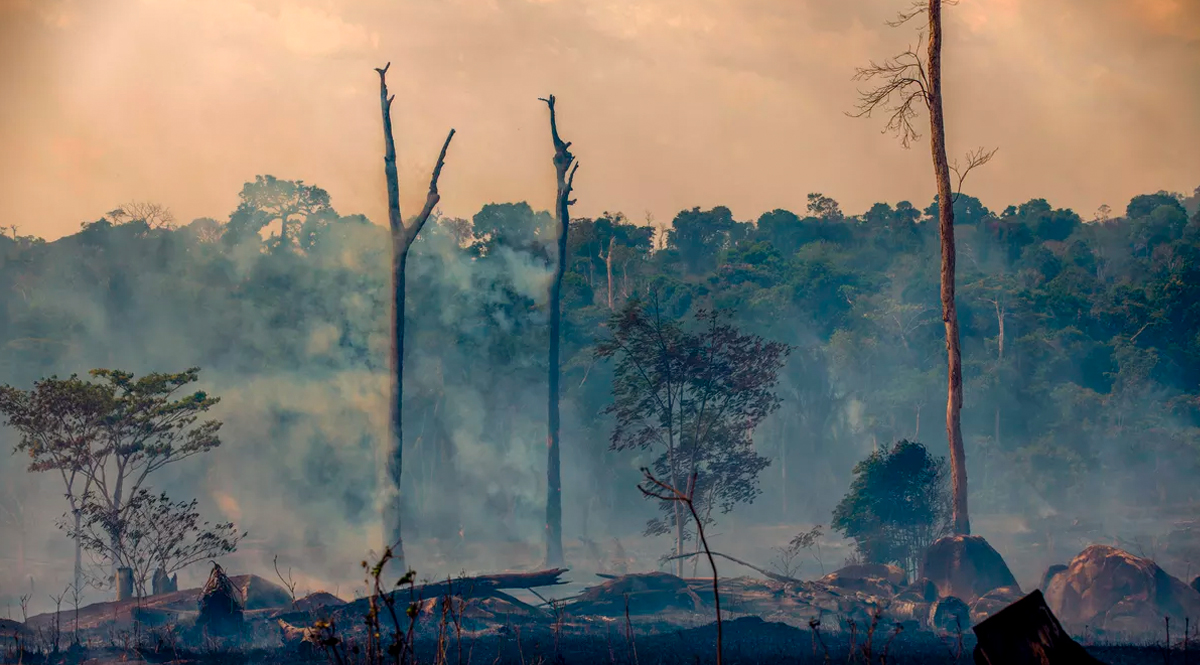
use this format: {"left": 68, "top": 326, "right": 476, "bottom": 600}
{"left": 73, "top": 510, "right": 82, "bottom": 598}
{"left": 540, "top": 94, "right": 579, "bottom": 569}
{"left": 376, "top": 62, "right": 456, "bottom": 569}
{"left": 603, "top": 236, "right": 615, "bottom": 309}
{"left": 927, "top": 0, "right": 970, "bottom": 536}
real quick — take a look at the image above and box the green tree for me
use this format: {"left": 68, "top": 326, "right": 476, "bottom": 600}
{"left": 832, "top": 440, "right": 951, "bottom": 575}
{"left": 596, "top": 297, "right": 789, "bottom": 573}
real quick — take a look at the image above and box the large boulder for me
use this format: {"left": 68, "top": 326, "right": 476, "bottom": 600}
{"left": 1039, "top": 564, "right": 1068, "bottom": 592}
{"left": 928, "top": 596, "right": 971, "bottom": 633}
{"left": 969, "top": 585, "right": 1024, "bottom": 624}
{"left": 1045, "top": 545, "right": 1200, "bottom": 637}
{"left": 920, "top": 535, "right": 1019, "bottom": 603}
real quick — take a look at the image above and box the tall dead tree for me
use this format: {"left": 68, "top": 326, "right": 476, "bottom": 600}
{"left": 850, "top": 0, "right": 994, "bottom": 535}
{"left": 598, "top": 236, "right": 615, "bottom": 309}
{"left": 539, "top": 94, "right": 579, "bottom": 568}
{"left": 376, "top": 62, "right": 456, "bottom": 568}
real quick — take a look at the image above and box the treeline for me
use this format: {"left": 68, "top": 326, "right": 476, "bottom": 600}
{"left": 2, "top": 181, "right": 1199, "bottom": 543}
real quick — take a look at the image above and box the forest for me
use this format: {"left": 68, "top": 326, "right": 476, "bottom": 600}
{"left": 2, "top": 0, "right": 1199, "bottom": 661}
{"left": 3, "top": 178, "right": 1199, "bottom": 585}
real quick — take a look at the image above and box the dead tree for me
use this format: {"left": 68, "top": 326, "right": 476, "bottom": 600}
{"left": 850, "top": 0, "right": 995, "bottom": 535}
{"left": 539, "top": 94, "right": 579, "bottom": 568}
{"left": 598, "top": 236, "right": 615, "bottom": 309}
{"left": 375, "top": 61, "right": 456, "bottom": 568}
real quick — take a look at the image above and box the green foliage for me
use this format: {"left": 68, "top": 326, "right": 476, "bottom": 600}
{"left": 5, "top": 176, "right": 1200, "bottom": 541}
{"left": 831, "top": 440, "right": 950, "bottom": 574}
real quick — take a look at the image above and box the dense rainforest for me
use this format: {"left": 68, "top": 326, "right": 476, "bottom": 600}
{"left": 2, "top": 180, "right": 1200, "bottom": 583}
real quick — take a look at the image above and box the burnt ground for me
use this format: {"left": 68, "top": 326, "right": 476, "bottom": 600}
{"left": 2, "top": 616, "right": 1186, "bottom": 665}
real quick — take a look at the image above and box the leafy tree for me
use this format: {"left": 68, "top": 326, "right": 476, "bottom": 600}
{"left": 67, "top": 488, "right": 243, "bottom": 597}
{"left": 832, "top": 440, "right": 950, "bottom": 575}
{"left": 667, "top": 206, "right": 739, "bottom": 275}
{"left": 226, "top": 175, "right": 333, "bottom": 250}
{"left": 0, "top": 376, "right": 111, "bottom": 594}
{"left": 1, "top": 367, "right": 222, "bottom": 593}
{"left": 596, "top": 296, "right": 789, "bottom": 573}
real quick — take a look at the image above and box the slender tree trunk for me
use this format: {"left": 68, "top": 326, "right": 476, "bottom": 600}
{"left": 605, "top": 237, "right": 615, "bottom": 309}
{"left": 927, "top": 0, "right": 970, "bottom": 535}
{"left": 379, "top": 65, "right": 408, "bottom": 567}
{"left": 73, "top": 510, "right": 82, "bottom": 597}
{"left": 541, "top": 94, "right": 578, "bottom": 568}
{"left": 375, "top": 62, "right": 456, "bottom": 569}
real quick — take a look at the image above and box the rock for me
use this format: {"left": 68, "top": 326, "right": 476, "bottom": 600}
{"left": 969, "top": 585, "right": 1024, "bottom": 624}
{"left": 928, "top": 596, "right": 971, "bottom": 633}
{"left": 238, "top": 575, "right": 294, "bottom": 610}
{"left": 920, "top": 535, "right": 1019, "bottom": 602}
{"left": 1039, "top": 564, "right": 1068, "bottom": 592}
{"left": 825, "top": 563, "right": 907, "bottom": 587}
{"left": 197, "top": 562, "right": 244, "bottom": 635}
{"left": 896, "top": 578, "right": 938, "bottom": 603}
{"left": 1191, "top": 575, "right": 1200, "bottom": 595}
{"left": 1044, "top": 544, "right": 1200, "bottom": 637}
{"left": 295, "top": 591, "right": 346, "bottom": 611}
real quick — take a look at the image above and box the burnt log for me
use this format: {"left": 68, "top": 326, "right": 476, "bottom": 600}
{"left": 197, "top": 562, "right": 244, "bottom": 636}
{"left": 972, "top": 589, "right": 1105, "bottom": 665}
{"left": 405, "top": 568, "right": 569, "bottom": 600}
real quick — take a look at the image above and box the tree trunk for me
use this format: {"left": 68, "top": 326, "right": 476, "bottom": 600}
{"left": 927, "top": 0, "right": 970, "bottom": 536}
{"left": 375, "top": 62, "right": 456, "bottom": 569}
{"left": 73, "top": 509, "right": 82, "bottom": 598}
{"left": 379, "top": 64, "right": 408, "bottom": 568}
{"left": 541, "top": 94, "right": 578, "bottom": 569}
{"left": 605, "top": 236, "right": 615, "bottom": 309}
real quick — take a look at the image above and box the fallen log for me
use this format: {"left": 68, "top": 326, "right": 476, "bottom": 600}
{"left": 971, "top": 590, "right": 1106, "bottom": 665}
{"left": 399, "top": 568, "right": 570, "bottom": 601}
{"left": 662, "top": 551, "right": 801, "bottom": 584}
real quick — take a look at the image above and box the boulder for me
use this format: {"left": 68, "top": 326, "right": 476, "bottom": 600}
{"left": 896, "top": 578, "right": 938, "bottom": 603}
{"left": 920, "top": 535, "right": 1019, "bottom": 602}
{"left": 1191, "top": 576, "right": 1200, "bottom": 595}
{"left": 928, "top": 596, "right": 971, "bottom": 633}
{"left": 294, "top": 591, "right": 346, "bottom": 611}
{"left": 1044, "top": 544, "right": 1200, "bottom": 637}
{"left": 969, "top": 585, "right": 1024, "bottom": 624}
{"left": 237, "top": 575, "right": 294, "bottom": 610}
{"left": 1040, "top": 564, "right": 1068, "bottom": 592}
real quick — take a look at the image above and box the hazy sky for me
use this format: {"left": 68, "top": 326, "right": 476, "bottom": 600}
{"left": 2, "top": 0, "right": 1197, "bottom": 241}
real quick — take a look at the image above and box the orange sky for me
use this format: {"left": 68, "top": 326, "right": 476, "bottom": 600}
{"left": 1, "top": 0, "right": 1197, "bottom": 240}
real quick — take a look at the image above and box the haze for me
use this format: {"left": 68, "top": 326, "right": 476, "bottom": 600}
{"left": 2, "top": 0, "right": 1197, "bottom": 240}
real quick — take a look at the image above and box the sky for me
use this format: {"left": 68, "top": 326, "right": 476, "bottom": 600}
{"left": 1, "top": 0, "right": 1198, "bottom": 241}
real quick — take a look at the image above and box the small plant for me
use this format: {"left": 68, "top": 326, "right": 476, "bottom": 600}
{"left": 771, "top": 525, "right": 825, "bottom": 578}
{"left": 639, "top": 467, "right": 722, "bottom": 665}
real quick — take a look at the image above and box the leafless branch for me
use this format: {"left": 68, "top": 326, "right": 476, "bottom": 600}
{"left": 886, "top": 0, "right": 960, "bottom": 27}
{"left": 410, "top": 128, "right": 457, "bottom": 241}
{"left": 949, "top": 147, "right": 998, "bottom": 204}
{"left": 848, "top": 42, "right": 930, "bottom": 148}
